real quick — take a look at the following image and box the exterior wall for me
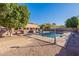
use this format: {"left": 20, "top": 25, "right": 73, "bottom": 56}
{"left": 25, "top": 23, "right": 39, "bottom": 33}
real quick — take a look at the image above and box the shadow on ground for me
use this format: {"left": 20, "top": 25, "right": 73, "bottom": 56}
{"left": 55, "top": 32, "right": 79, "bottom": 56}
{"left": 0, "top": 30, "right": 6, "bottom": 38}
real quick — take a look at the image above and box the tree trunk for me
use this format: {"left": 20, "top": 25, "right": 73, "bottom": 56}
{"left": 15, "top": 30, "right": 18, "bottom": 35}
{"left": 21, "top": 28, "right": 24, "bottom": 34}
{"left": 73, "top": 28, "right": 78, "bottom": 32}
{"left": 6, "top": 28, "right": 8, "bottom": 35}
{"left": 9, "top": 28, "right": 13, "bottom": 37}
{"left": 9, "top": 29, "right": 12, "bottom": 37}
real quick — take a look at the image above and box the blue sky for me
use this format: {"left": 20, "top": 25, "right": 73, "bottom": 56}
{"left": 21, "top": 3, "right": 79, "bottom": 25}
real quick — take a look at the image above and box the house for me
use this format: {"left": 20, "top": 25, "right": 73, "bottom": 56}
{"left": 0, "top": 23, "right": 40, "bottom": 36}
{"left": 25, "top": 23, "right": 40, "bottom": 33}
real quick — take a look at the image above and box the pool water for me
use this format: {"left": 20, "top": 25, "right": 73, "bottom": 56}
{"left": 40, "top": 32, "right": 62, "bottom": 38}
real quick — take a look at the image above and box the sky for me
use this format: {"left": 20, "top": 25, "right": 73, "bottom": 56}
{"left": 21, "top": 3, "right": 79, "bottom": 25}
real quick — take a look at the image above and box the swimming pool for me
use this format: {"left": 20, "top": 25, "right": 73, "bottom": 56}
{"left": 40, "top": 32, "right": 62, "bottom": 38}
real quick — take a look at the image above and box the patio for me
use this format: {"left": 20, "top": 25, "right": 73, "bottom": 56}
{"left": 0, "top": 35, "right": 62, "bottom": 56}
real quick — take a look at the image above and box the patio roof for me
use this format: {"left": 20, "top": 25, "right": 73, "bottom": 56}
{"left": 26, "top": 23, "right": 40, "bottom": 28}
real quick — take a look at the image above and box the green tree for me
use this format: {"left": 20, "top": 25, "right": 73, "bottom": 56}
{"left": 0, "top": 3, "right": 30, "bottom": 36}
{"left": 40, "top": 24, "right": 45, "bottom": 29}
{"left": 45, "top": 23, "right": 52, "bottom": 29}
{"left": 65, "top": 16, "right": 79, "bottom": 32}
{"left": 40, "top": 23, "right": 52, "bottom": 30}
{"left": 17, "top": 5, "right": 30, "bottom": 29}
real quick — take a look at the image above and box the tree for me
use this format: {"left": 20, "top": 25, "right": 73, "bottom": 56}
{"left": 65, "top": 16, "right": 79, "bottom": 32}
{"left": 40, "top": 23, "right": 52, "bottom": 31}
{"left": 17, "top": 5, "right": 30, "bottom": 29}
{"left": 14, "top": 5, "right": 30, "bottom": 34}
{"left": 45, "top": 23, "right": 52, "bottom": 29}
{"left": 0, "top": 3, "right": 30, "bottom": 36}
{"left": 52, "top": 23, "right": 56, "bottom": 25}
{"left": 40, "top": 24, "right": 45, "bottom": 29}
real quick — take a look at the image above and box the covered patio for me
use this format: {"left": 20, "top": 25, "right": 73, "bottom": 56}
{"left": 25, "top": 23, "right": 40, "bottom": 33}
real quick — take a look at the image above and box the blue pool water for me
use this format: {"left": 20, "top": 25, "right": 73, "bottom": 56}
{"left": 40, "top": 32, "right": 62, "bottom": 38}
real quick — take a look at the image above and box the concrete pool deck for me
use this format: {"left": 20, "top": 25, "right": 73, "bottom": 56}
{"left": 28, "top": 32, "right": 70, "bottom": 47}
{"left": 0, "top": 32, "right": 71, "bottom": 56}
{"left": 0, "top": 35, "right": 62, "bottom": 56}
